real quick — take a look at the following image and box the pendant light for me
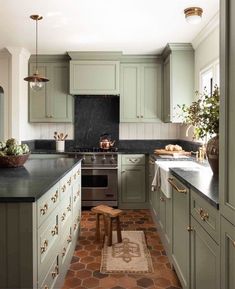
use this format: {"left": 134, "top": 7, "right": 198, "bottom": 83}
{"left": 184, "top": 7, "right": 203, "bottom": 25}
{"left": 24, "top": 15, "right": 49, "bottom": 91}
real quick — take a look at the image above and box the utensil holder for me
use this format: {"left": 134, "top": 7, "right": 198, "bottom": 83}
{"left": 56, "top": 140, "right": 65, "bottom": 152}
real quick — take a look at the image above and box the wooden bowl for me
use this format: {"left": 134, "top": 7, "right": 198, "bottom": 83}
{"left": 0, "top": 153, "right": 30, "bottom": 168}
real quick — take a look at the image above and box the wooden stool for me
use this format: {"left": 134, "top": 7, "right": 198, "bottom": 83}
{"left": 91, "top": 205, "right": 123, "bottom": 246}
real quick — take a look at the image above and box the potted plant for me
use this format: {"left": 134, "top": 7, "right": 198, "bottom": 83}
{"left": 178, "top": 86, "right": 219, "bottom": 174}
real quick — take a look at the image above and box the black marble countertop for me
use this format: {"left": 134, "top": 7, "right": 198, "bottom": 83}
{"left": 170, "top": 167, "right": 219, "bottom": 209}
{"left": 31, "top": 149, "right": 153, "bottom": 155}
{"left": 0, "top": 156, "right": 81, "bottom": 202}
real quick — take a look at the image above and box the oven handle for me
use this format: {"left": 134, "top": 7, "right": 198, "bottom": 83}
{"left": 82, "top": 167, "right": 118, "bottom": 170}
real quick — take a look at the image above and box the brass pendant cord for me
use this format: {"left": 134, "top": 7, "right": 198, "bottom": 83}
{"left": 35, "top": 17, "right": 38, "bottom": 74}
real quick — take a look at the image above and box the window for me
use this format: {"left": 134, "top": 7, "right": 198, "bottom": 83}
{"left": 199, "top": 59, "right": 219, "bottom": 94}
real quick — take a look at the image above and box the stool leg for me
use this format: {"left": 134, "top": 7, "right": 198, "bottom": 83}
{"left": 108, "top": 217, "right": 113, "bottom": 246}
{"left": 116, "top": 216, "right": 122, "bottom": 243}
{"left": 95, "top": 213, "right": 101, "bottom": 242}
{"left": 103, "top": 214, "right": 108, "bottom": 237}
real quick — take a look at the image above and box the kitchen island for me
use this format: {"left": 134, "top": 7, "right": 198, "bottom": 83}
{"left": 0, "top": 156, "right": 82, "bottom": 289}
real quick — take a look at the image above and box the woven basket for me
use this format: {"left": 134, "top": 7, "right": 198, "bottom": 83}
{"left": 0, "top": 153, "right": 30, "bottom": 168}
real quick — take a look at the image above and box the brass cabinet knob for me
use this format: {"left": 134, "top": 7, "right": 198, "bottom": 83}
{"left": 62, "top": 184, "right": 66, "bottom": 192}
{"left": 67, "top": 177, "right": 72, "bottom": 186}
{"left": 187, "top": 226, "right": 194, "bottom": 232}
{"left": 199, "top": 208, "right": 209, "bottom": 221}
{"left": 40, "top": 239, "right": 48, "bottom": 254}
{"left": 51, "top": 265, "right": 59, "bottom": 279}
{"left": 51, "top": 225, "right": 58, "bottom": 236}
{"left": 67, "top": 235, "right": 72, "bottom": 244}
{"left": 62, "top": 247, "right": 66, "bottom": 257}
{"left": 141, "top": 115, "right": 143, "bottom": 118}
{"left": 40, "top": 203, "right": 48, "bottom": 215}
{"left": 44, "top": 285, "right": 49, "bottom": 289}
{"left": 160, "top": 197, "right": 165, "bottom": 202}
{"left": 61, "top": 212, "right": 66, "bottom": 221}
{"left": 51, "top": 190, "right": 58, "bottom": 203}
{"left": 137, "top": 115, "right": 140, "bottom": 118}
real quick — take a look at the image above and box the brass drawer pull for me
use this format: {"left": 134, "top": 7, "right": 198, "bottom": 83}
{"left": 61, "top": 212, "right": 66, "bottom": 221}
{"left": 67, "top": 177, "right": 72, "bottom": 186}
{"left": 62, "top": 247, "right": 66, "bottom": 257}
{"left": 160, "top": 197, "right": 165, "bottom": 202}
{"left": 199, "top": 208, "right": 209, "bottom": 221}
{"left": 41, "top": 240, "right": 48, "bottom": 254}
{"left": 40, "top": 203, "right": 48, "bottom": 215}
{"left": 187, "top": 226, "right": 194, "bottom": 232}
{"left": 51, "top": 225, "right": 58, "bottom": 236}
{"left": 67, "top": 235, "right": 72, "bottom": 243}
{"left": 44, "top": 285, "right": 49, "bottom": 289}
{"left": 168, "top": 178, "right": 187, "bottom": 193}
{"left": 128, "top": 158, "right": 138, "bottom": 163}
{"left": 62, "top": 184, "right": 66, "bottom": 192}
{"left": 51, "top": 190, "right": 58, "bottom": 203}
{"left": 74, "top": 223, "right": 77, "bottom": 231}
{"left": 149, "top": 160, "right": 155, "bottom": 165}
{"left": 51, "top": 265, "right": 59, "bottom": 279}
{"left": 67, "top": 204, "right": 71, "bottom": 212}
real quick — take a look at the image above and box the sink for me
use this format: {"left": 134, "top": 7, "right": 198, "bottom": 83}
{"left": 155, "top": 161, "right": 203, "bottom": 198}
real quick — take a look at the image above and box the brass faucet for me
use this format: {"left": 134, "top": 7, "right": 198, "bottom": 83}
{"left": 198, "top": 144, "right": 206, "bottom": 162}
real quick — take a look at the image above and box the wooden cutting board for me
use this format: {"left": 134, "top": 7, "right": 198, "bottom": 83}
{"left": 154, "top": 149, "right": 191, "bottom": 156}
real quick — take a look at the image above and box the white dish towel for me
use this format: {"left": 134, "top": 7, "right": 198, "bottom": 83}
{"left": 151, "top": 163, "right": 161, "bottom": 192}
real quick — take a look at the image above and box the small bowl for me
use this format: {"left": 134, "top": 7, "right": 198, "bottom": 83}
{"left": 0, "top": 153, "right": 31, "bottom": 168}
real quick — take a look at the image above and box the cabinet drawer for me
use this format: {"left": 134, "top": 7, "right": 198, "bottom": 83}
{"left": 121, "top": 154, "right": 145, "bottom": 165}
{"left": 60, "top": 224, "right": 73, "bottom": 267}
{"left": 38, "top": 255, "right": 59, "bottom": 289}
{"left": 72, "top": 181, "right": 81, "bottom": 210}
{"left": 72, "top": 163, "right": 81, "bottom": 183}
{"left": 191, "top": 189, "right": 219, "bottom": 243}
{"left": 72, "top": 205, "right": 81, "bottom": 237}
{"left": 38, "top": 210, "right": 60, "bottom": 278}
{"left": 59, "top": 188, "right": 72, "bottom": 232}
{"left": 37, "top": 183, "right": 60, "bottom": 227}
{"left": 60, "top": 171, "right": 73, "bottom": 200}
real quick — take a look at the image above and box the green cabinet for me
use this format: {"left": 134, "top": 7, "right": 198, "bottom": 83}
{"left": 190, "top": 217, "right": 220, "bottom": 289}
{"left": 119, "top": 154, "right": 147, "bottom": 209}
{"left": 162, "top": 43, "right": 194, "bottom": 123}
{"left": 220, "top": 216, "right": 235, "bottom": 289}
{"left": 120, "top": 63, "right": 162, "bottom": 122}
{"left": 69, "top": 60, "right": 120, "bottom": 95}
{"left": 171, "top": 177, "right": 190, "bottom": 289}
{"left": 29, "top": 57, "right": 73, "bottom": 123}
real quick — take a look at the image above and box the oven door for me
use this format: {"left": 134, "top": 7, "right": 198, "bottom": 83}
{"left": 81, "top": 168, "right": 118, "bottom": 206}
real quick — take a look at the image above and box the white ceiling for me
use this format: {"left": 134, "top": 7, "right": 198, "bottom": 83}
{"left": 0, "top": 0, "right": 219, "bottom": 55}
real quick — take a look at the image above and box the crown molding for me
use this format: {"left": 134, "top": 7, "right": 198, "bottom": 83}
{"left": 161, "top": 43, "right": 194, "bottom": 59}
{"left": 192, "top": 11, "right": 219, "bottom": 49}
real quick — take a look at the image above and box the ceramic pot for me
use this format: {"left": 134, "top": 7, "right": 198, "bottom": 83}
{"left": 206, "top": 135, "right": 219, "bottom": 175}
{"left": 56, "top": 140, "right": 65, "bottom": 152}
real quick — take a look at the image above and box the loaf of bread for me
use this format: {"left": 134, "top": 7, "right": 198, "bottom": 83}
{"left": 165, "top": 144, "right": 182, "bottom": 151}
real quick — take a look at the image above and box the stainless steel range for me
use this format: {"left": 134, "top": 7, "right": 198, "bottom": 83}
{"left": 72, "top": 148, "right": 118, "bottom": 207}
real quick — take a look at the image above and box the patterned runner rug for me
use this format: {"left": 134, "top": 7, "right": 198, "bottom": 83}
{"left": 100, "top": 231, "right": 154, "bottom": 274}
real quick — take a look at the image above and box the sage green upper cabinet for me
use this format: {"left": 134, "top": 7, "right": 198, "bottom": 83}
{"left": 120, "top": 62, "right": 162, "bottom": 122}
{"left": 29, "top": 56, "right": 73, "bottom": 123}
{"left": 162, "top": 43, "right": 194, "bottom": 123}
{"left": 220, "top": 0, "right": 235, "bottom": 226}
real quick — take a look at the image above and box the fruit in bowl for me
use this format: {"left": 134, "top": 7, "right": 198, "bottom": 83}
{"left": 0, "top": 138, "right": 30, "bottom": 168}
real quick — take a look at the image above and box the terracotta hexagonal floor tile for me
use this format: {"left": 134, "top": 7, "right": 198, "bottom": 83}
{"left": 154, "top": 277, "right": 171, "bottom": 287}
{"left": 64, "top": 277, "right": 81, "bottom": 288}
{"left": 136, "top": 277, "right": 154, "bottom": 288}
{"left": 86, "top": 262, "right": 100, "bottom": 271}
{"left": 156, "top": 255, "right": 169, "bottom": 264}
{"left": 118, "top": 276, "right": 137, "bottom": 288}
{"left": 70, "top": 262, "right": 86, "bottom": 271}
{"left": 65, "top": 269, "right": 75, "bottom": 278}
{"left": 76, "top": 269, "right": 92, "bottom": 279}
{"left": 89, "top": 250, "right": 101, "bottom": 257}
{"left": 80, "top": 256, "right": 95, "bottom": 264}
{"left": 99, "top": 276, "right": 118, "bottom": 288}
{"left": 75, "top": 250, "right": 89, "bottom": 258}
{"left": 93, "top": 270, "right": 108, "bottom": 279}
{"left": 82, "top": 277, "right": 99, "bottom": 288}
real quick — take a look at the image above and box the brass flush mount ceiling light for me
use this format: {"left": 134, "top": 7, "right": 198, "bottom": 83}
{"left": 184, "top": 7, "right": 203, "bottom": 24}
{"left": 24, "top": 15, "right": 49, "bottom": 91}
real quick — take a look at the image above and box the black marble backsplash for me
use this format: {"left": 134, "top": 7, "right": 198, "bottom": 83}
{"left": 74, "top": 95, "right": 119, "bottom": 147}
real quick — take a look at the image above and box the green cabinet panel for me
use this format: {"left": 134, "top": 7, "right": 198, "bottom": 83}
{"left": 220, "top": 0, "right": 235, "bottom": 226}
{"left": 159, "top": 192, "right": 166, "bottom": 231}
{"left": 120, "top": 63, "right": 161, "bottom": 122}
{"left": 29, "top": 60, "right": 73, "bottom": 123}
{"left": 220, "top": 216, "right": 235, "bottom": 289}
{"left": 191, "top": 217, "right": 220, "bottom": 289}
{"left": 162, "top": 44, "right": 194, "bottom": 123}
{"left": 171, "top": 177, "right": 190, "bottom": 289}
{"left": 70, "top": 60, "right": 120, "bottom": 95}
{"left": 121, "top": 165, "right": 145, "bottom": 203}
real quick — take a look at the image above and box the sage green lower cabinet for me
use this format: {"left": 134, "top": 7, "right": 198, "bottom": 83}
{"left": 220, "top": 216, "right": 235, "bottom": 289}
{"left": 0, "top": 162, "right": 81, "bottom": 289}
{"left": 119, "top": 154, "right": 147, "bottom": 209}
{"left": 171, "top": 177, "right": 190, "bottom": 289}
{"left": 190, "top": 217, "right": 220, "bottom": 289}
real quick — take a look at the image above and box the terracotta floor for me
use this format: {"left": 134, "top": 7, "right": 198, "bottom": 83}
{"left": 62, "top": 209, "right": 182, "bottom": 289}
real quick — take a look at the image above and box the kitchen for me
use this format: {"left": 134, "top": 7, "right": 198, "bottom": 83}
{"left": 0, "top": 0, "right": 234, "bottom": 289}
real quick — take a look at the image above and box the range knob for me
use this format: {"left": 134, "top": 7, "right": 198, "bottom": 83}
{"left": 110, "top": 155, "right": 115, "bottom": 164}
{"left": 91, "top": 154, "right": 96, "bottom": 162}
{"left": 82, "top": 155, "right": 86, "bottom": 164}
{"left": 102, "top": 155, "right": 106, "bottom": 163}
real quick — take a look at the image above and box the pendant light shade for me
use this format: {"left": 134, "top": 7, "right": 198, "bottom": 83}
{"left": 24, "top": 15, "right": 49, "bottom": 91}
{"left": 184, "top": 7, "right": 203, "bottom": 24}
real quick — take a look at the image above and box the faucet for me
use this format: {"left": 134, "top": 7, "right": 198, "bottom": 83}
{"left": 198, "top": 144, "right": 206, "bottom": 162}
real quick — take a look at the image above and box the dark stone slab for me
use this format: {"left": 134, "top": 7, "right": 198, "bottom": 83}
{"left": 170, "top": 167, "right": 219, "bottom": 209}
{"left": 74, "top": 95, "right": 119, "bottom": 147}
{"left": 0, "top": 156, "right": 81, "bottom": 202}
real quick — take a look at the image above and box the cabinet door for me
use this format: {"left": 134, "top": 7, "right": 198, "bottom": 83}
{"left": 220, "top": 0, "right": 235, "bottom": 225}
{"left": 191, "top": 217, "right": 220, "bottom": 289}
{"left": 141, "top": 63, "right": 161, "bottom": 122}
{"left": 159, "top": 192, "right": 166, "bottom": 231}
{"left": 121, "top": 165, "right": 145, "bottom": 203}
{"left": 163, "top": 56, "right": 171, "bottom": 122}
{"left": 120, "top": 64, "right": 141, "bottom": 122}
{"left": 29, "top": 63, "right": 50, "bottom": 122}
{"left": 70, "top": 60, "right": 120, "bottom": 95}
{"left": 50, "top": 63, "right": 73, "bottom": 122}
{"left": 171, "top": 177, "right": 190, "bottom": 289}
{"left": 221, "top": 216, "right": 235, "bottom": 289}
